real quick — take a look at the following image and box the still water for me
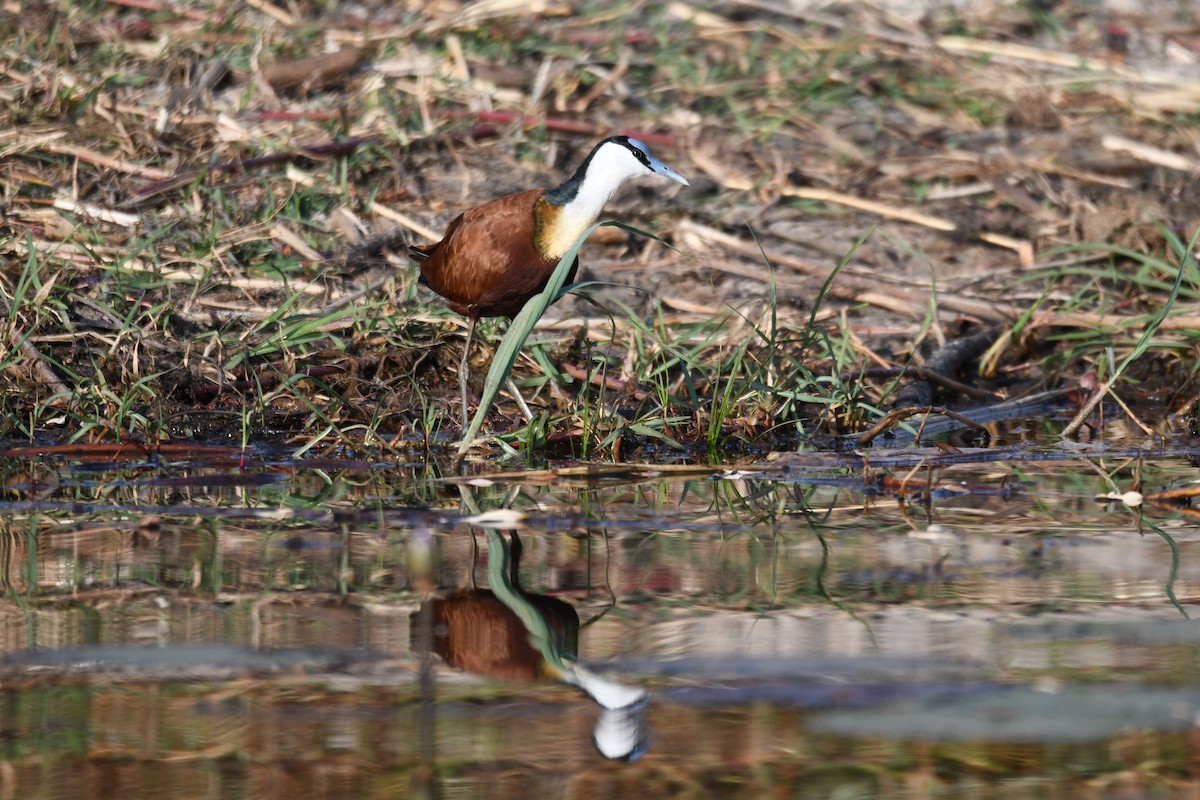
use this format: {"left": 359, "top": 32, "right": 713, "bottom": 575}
{"left": 0, "top": 427, "right": 1198, "bottom": 798}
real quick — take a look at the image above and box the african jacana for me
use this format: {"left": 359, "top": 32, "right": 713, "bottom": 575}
{"left": 409, "top": 135, "right": 689, "bottom": 426}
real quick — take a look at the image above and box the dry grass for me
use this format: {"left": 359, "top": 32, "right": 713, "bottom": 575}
{"left": 1, "top": 0, "right": 1199, "bottom": 458}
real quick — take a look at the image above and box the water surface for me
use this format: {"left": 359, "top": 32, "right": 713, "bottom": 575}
{"left": 1, "top": 424, "right": 1198, "bottom": 798}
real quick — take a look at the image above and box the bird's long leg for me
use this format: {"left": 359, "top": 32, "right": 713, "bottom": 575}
{"left": 459, "top": 317, "right": 478, "bottom": 429}
{"left": 505, "top": 377, "right": 535, "bottom": 423}
{"left": 495, "top": 319, "right": 535, "bottom": 423}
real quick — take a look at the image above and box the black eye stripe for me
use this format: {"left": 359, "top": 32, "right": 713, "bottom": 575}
{"left": 615, "top": 136, "right": 652, "bottom": 168}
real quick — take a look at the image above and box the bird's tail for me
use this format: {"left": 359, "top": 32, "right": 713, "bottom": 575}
{"left": 408, "top": 243, "right": 433, "bottom": 262}
{"left": 335, "top": 228, "right": 440, "bottom": 273}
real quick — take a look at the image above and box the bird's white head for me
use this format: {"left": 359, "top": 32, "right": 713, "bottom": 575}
{"left": 591, "top": 136, "right": 691, "bottom": 187}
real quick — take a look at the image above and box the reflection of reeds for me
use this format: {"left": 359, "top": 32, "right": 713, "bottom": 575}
{"left": 31, "top": 518, "right": 161, "bottom": 593}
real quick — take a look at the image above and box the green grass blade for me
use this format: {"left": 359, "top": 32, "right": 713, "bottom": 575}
{"left": 1059, "top": 223, "right": 1199, "bottom": 437}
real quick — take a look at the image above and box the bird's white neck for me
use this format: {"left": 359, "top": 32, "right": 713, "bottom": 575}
{"left": 560, "top": 160, "right": 633, "bottom": 222}
{"left": 541, "top": 144, "right": 647, "bottom": 258}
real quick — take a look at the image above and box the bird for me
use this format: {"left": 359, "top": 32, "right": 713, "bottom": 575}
{"left": 409, "top": 135, "right": 689, "bottom": 427}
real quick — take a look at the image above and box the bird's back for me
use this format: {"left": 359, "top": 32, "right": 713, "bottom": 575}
{"left": 413, "top": 189, "right": 579, "bottom": 319}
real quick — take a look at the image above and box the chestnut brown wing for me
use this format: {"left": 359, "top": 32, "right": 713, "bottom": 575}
{"left": 416, "top": 190, "right": 577, "bottom": 319}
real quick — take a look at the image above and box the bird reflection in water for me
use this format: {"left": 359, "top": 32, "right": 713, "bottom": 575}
{"left": 423, "top": 530, "right": 578, "bottom": 680}
{"left": 412, "top": 530, "right": 648, "bottom": 760}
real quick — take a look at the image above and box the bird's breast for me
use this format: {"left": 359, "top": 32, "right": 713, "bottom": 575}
{"left": 535, "top": 199, "right": 592, "bottom": 260}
